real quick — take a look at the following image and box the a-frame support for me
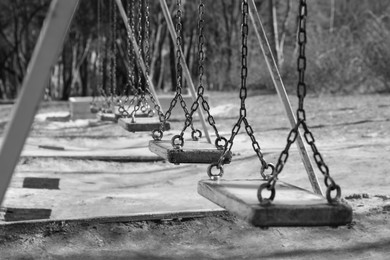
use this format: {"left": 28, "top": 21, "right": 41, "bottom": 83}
{"left": 0, "top": 0, "right": 323, "bottom": 206}
{"left": 0, "top": 0, "right": 80, "bottom": 205}
{"left": 248, "top": 0, "right": 323, "bottom": 195}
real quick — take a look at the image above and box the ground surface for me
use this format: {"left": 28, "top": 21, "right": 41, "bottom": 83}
{"left": 0, "top": 92, "right": 389, "bottom": 259}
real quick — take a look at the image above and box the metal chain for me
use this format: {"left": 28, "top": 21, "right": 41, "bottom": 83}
{"left": 142, "top": 0, "right": 164, "bottom": 120}
{"left": 91, "top": 0, "right": 102, "bottom": 113}
{"left": 175, "top": 0, "right": 227, "bottom": 150}
{"left": 129, "top": 0, "right": 149, "bottom": 119}
{"left": 145, "top": 0, "right": 150, "bottom": 75}
{"left": 152, "top": 0, "right": 196, "bottom": 141}
{"left": 120, "top": 0, "right": 161, "bottom": 120}
{"left": 100, "top": 10, "right": 110, "bottom": 112}
{"left": 143, "top": 0, "right": 156, "bottom": 117}
{"left": 124, "top": 0, "right": 142, "bottom": 118}
{"left": 207, "top": 0, "right": 270, "bottom": 180}
{"left": 102, "top": 0, "right": 114, "bottom": 113}
{"left": 258, "top": 0, "right": 341, "bottom": 205}
{"left": 118, "top": 0, "right": 138, "bottom": 118}
{"left": 112, "top": 1, "right": 117, "bottom": 95}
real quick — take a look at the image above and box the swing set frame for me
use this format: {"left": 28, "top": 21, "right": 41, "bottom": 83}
{"left": 0, "top": 0, "right": 322, "bottom": 209}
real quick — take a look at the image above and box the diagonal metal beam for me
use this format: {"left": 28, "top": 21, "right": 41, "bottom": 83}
{"left": 248, "top": 0, "right": 323, "bottom": 196}
{"left": 0, "top": 0, "right": 80, "bottom": 205}
{"left": 115, "top": 0, "right": 163, "bottom": 112}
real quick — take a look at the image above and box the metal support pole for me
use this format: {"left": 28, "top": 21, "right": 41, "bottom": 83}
{"left": 0, "top": 0, "right": 80, "bottom": 205}
{"left": 159, "top": 0, "right": 211, "bottom": 143}
{"left": 248, "top": 0, "right": 323, "bottom": 196}
{"left": 115, "top": 0, "right": 163, "bottom": 112}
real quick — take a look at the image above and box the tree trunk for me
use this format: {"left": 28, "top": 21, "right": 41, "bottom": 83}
{"left": 61, "top": 41, "right": 73, "bottom": 100}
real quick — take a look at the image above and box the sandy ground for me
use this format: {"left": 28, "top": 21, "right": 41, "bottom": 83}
{"left": 0, "top": 92, "right": 389, "bottom": 259}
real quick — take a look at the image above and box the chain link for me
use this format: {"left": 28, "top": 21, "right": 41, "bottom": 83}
{"left": 118, "top": 0, "right": 164, "bottom": 121}
{"left": 122, "top": 0, "right": 150, "bottom": 119}
{"left": 100, "top": 12, "right": 110, "bottom": 113}
{"left": 178, "top": 0, "right": 226, "bottom": 149}
{"left": 102, "top": 0, "right": 114, "bottom": 113}
{"left": 258, "top": 0, "right": 341, "bottom": 205}
{"left": 117, "top": 0, "right": 139, "bottom": 118}
{"left": 142, "top": 0, "right": 157, "bottom": 117}
{"left": 153, "top": 0, "right": 196, "bottom": 141}
{"left": 131, "top": 0, "right": 145, "bottom": 117}
{"left": 208, "top": 0, "right": 269, "bottom": 180}
{"left": 145, "top": 0, "right": 150, "bottom": 74}
{"left": 90, "top": 0, "right": 103, "bottom": 113}
{"left": 112, "top": 1, "right": 117, "bottom": 105}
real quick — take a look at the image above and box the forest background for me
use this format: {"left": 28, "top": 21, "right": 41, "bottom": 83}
{"left": 0, "top": 0, "right": 389, "bottom": 101}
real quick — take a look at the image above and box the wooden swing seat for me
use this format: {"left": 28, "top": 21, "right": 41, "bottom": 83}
{"left": 149, "top": 140, "right": 232, "bottom": 164}
{"left": 118, "top": 117, "right": 170, "bottom": 132}
{"left": 97, "top": 112, "right": 117, "bottom": 122}
{"left": 198, "top": 179, "right": 352, "bottom": 227}
{"left": 114, "top": 111, "right": 150, "bottom": 120}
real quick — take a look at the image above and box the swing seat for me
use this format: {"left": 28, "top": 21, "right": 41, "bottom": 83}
{"left": 114, "top": 111, "right": 150, "bottom": 120}
{"left": 97, "top": 112, "right": 117, "bottom": 122}
{"left": 149, "top": 140, "right": 232, "bottom": 164}
{"left": 198, "top": 179, "right": 352, "bottom": 227}
{"left": 118, "top": 118, "right": 170, "bottom": 132}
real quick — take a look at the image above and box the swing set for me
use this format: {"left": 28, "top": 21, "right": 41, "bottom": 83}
{"left": 0, "top": 0, "right": 352, "bottom": 228}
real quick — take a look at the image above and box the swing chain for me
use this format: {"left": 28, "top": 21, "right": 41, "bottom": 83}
{"left": 207, "top": 0, "right": 270, "bottom": 180}
{"left": 143, "top": 0, "right": 158, "bottom": 118}
{"left": 297, "top": 0, "right": 307, "bottom": 122}
{"left": 91, "top": 0, "right": 102, "bottom": 113}
{"left": 178, "top": 0, "right": 226, "bottom": 149}
{"left": 112, "top": 1, "right": 117, "bottom": 103}
{"left": 258, "top": 0, "right": 341, "bottom": 205}
{"left": 153, "top": 0, "right": 197, "bottom": 141}
{"left": 145, "top": 0, "right": 150, "bottom": 74}
{"left": 102, "top": 0, "right": 115, "bottom": 113}
{"left": 118, "top": 0, "right": 139, "bottom": 118}
{"left": 131, "top": 0, "right": 146, "bottom": 117}
{"left": 126, "top": 2, "right": 136, "bottom": 90}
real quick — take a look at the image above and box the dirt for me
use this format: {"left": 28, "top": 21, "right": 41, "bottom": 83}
{"left": 0, "top": 204, "right": 389, "bottom": 259}
{"left": 0, "top": 92, "right": 390, "bottom": 259}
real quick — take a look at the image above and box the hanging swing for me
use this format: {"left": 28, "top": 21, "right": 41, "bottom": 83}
{"left": 90, "top": 0, "right": 114, "bottom": 118}
{"left": 116, "top": 0, "right": 152, "bottom": 120}
{"left": 93, "top": 0, "right": 121, "bottom": 122}
{"left": 198, "top": 0, "right": 352, "bottom": 227}
{"left": 118, "top": 0, "right": 170, "bottom": 132}
{"left": 148, "top": 0, "right": 232, "bottom": 165}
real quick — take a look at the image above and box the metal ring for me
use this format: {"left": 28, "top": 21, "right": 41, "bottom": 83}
{"left": 171, "top": 135, "right": 184, "bottom": 149}
{"left": 260, "top": 163, "right": 275, "bottom": 180}
{"left": 191, "top": 129, "right": 202, "bottom": 141}
{"left": 326, "top": 184, "right": 341, "bottom": 204}
{"left": 122, "top": 111, "right": 129, "bottom": 118}
{"left": 207, "top": 163, "right": 224, "bottom": 181}
{"left": 141, "top": 105, "right": 148, "bottom": 113}
{"left": 257, "top": 182, "right": 276, "bottom": 205}
{"left": 215, "top": 136, "right": 227, "bottom": 150}
{"left": 152, "top": 129, "right": 163, "bottom": 141}
{"left": 148, "top": 110, "right": 155, "bottom": 117}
